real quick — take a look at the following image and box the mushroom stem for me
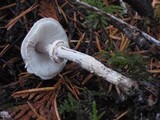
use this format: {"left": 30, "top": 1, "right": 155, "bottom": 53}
{"left": 35, "top": 41, "right": 52, "bottom": 54}
{"left": 49, "top": 40, "right": 136, "bottom": 93}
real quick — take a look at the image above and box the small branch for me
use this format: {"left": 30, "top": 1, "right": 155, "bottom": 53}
{"left": 71, "top": 0, "right": 160, "bottom": 47}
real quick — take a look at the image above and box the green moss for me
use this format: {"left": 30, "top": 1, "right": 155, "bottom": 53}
{"left": 89, "top": 101, "right": 105, "bottom": 120}
{"left": 105, "top": 51, "right": 151, "bottom": 80}
{"left": 59, "top": 90, "right": 107, "bottom": 120}
{"left": 109, "top": 52, "right": 130, "bottom": 68}
{"left": 82, "top": 0, "right": 123, "bottom": 13}
{"left": 81, "top": 0, "right": 123, "bottom": 29}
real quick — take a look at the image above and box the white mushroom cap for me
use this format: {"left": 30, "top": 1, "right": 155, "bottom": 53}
{"left": 21, "top": 18, "right": 69, "bottom": 80}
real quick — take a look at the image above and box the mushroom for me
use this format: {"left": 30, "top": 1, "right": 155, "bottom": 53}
{"left": 21, "top": 18, "right": 136, "bottom": 92}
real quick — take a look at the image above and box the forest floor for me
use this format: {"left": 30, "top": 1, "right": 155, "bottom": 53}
{"left": 0, "top": 0, "right": 160, "bottom": 120}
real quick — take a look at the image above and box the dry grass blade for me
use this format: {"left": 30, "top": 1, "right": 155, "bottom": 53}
{"left": 115, "top": 110, "right": 129, "bottom": 120}
{"left": 5, "top": 4, "right": 39, "bottom": 30}
{"left": 0, "top": 44, "right": 10, "bottom": 57}
{"left": 64, "top": 77, "right": 80, "bottom": 100}
{"left": 147, "top": 69, "right": 160, "bottom": 73}
{"left": 12, "top": 80, "right": 62, "bottom": 98}
{"left": 82, "top": 73, "right": 94, "bottom": 85}
{"left": 119, "top": 34, "right": 130, "bottom": 51}
{"left": 95, "top": 32, "right": 103, "bottom": 52}
{"left": 74, "top": 33, "right": 86, "bottom": 50}
{"left": 12, "top": 87, "right": 58, "bottom": 98}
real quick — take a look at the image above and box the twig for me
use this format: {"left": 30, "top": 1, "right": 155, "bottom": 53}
{"left": 71, "top": 0, "right": 160, "bottom": 47}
